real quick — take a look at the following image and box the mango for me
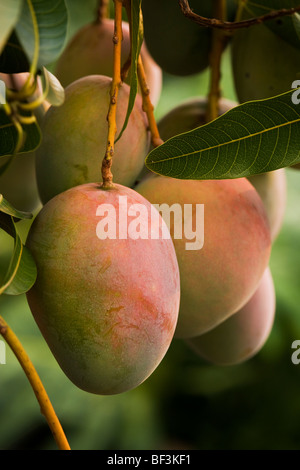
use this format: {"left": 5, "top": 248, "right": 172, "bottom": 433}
{"left": 26, "top": 183, "right": 180, "bottom": 395}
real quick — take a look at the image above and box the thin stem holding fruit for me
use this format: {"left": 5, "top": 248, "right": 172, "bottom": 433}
{"left": 123, "top": 0, "right": 163, "bottom": 148}
{"left": 0, "top": 315, "right": 71, "bottom": 451}
{"left": 101, "top": 0, "right": 123, "bottom": 188}
{"left": 137, "top": 56, "right": 163, "bottom": 148}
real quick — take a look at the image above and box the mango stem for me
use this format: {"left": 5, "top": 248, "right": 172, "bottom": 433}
{"left": 101, "top": 0, "right": 123, "bottom": 188}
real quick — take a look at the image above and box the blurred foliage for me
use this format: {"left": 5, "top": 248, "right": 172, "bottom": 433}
{"left": 1, "top": 7, "right": 300, "bottom": 451}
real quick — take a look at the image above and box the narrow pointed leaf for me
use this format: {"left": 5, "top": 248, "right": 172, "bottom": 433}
{"left": 146, "top": 89, "right": 300, "bottom": 180}
{"left": 116, "top": 0, "right": 143, "bottom": 143}
{"left": 42, "top": 66, "right": 65, "bottom": 106}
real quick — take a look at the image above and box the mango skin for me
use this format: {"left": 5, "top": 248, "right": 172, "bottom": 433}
{"left": 248, "top": 170, "right": 286, "bottom": 241}
{"left": 185, "top": 267, "right": 275, "bottom": 365}
{"left": 54, "top": 19, "right": 162, "bottom": 107}
{"left": 136, "top": 176, "right": 271, "bottom": 338}
{"left": 35, "top": 75, "right": 150, "bottom": 205}
{"left": 231, "top": 22, "right": 300, "bottom": 102}
{"left": 142, "top": 0, "right": 237, "bottom": 77}
{"left": 26, "top": 183, "right": 180, "bottom": 395}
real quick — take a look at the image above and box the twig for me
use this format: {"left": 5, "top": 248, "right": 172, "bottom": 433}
{"left": 0, "top": 315, "right": 71, "bottom": 450}
{"left": 178, "top": 0, "right": 300, "bottom": 31}
{"left": 101, "top": 0, "right": 123, "bottom": 188}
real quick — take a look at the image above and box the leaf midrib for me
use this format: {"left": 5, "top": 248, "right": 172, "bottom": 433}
{"left": 149, "top": 116, "right": 300, "bottom": 165}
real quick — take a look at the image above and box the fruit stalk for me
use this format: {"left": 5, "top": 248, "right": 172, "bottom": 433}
{"left": 137, "top": 55, "right": 163, "bottom": 148}
{"left": 101, "top": 0, "right": 123, "bottom": 188}
{"left": 0, "top": 315, "right": 71, "bottom": 450}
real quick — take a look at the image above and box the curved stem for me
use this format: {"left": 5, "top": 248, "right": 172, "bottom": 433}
{"left": 0, "top": 315, "right": 71, "bottom": 450}
{"left": 137, "top": 56, "right": 163, "bottom": 148}
{"left": 101, "top": 0, "right": 123, "bottom": 188}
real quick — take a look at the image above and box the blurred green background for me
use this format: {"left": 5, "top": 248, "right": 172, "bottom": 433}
{"left": 1, "top": 0, "right": 300, "bottom": 451}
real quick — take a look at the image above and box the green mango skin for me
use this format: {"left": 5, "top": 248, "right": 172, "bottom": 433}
{"left": 248, "top": 170, "right": 286, "bottom": 242}
{"left": 231, "top": 21, "right": 300, "bottom": 102}
{"left": 54, "top": 19, "right": 163, "bottom": 107}
{"left": 136, "top": 176, "right": 271, "bottom": 339}
{"left": 26, "top": 183, "right": 180, "bottom": 395}
{"left": 142, "top": 0, "right": 237, "bottom": 77}
{"left": 186, "top": 267, "right": 275, "bottom": 366}
{"left": 35, "top": 75, "right": 150, "bottom": 205}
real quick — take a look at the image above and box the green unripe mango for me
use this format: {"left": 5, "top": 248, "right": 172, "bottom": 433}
{"left": 54, "top": 18, "right": 163, "bottom": 107}
{"left": 231, "top": 21, "right": 300, "bottom": 102}
{"left": 142, "top": 0, "right": 237, "bottom": 77}
{"left": 26, "top": 183, "right": 180, "bottom": 395}
{"left": 185, "top": 267, "right": 275, "bottom": 365}
{"left": 35, "top": 75, "right": 151, "bottom": 205}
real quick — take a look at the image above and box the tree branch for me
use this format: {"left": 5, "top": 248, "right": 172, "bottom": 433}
{"left": 0, "top": 315, "right": 70, "bottom": 450}
{"left": 178, "top": 0, "right": 300, "bottom": 31}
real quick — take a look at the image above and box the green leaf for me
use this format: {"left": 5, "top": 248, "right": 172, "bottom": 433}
{"left": 0, "top": 193, "right": 33, "bottom": 220}
{"left": 145, "top": 89, "right": 300, "bottom": 180}
{"left": 0, "top": 0, "right": 23, "bottom": 55}
{"left": 0, "top": 107, "right": 41, "bottom": 157}
{"left": 0, "top": 218, "right": 37, "bottom": 296}
{"left": 41, "top": 67, "right": 65, "bottom": 106}
{"left": 245, "top": 0, "right": 300, "bottom": 49}
{"left": 15, "top": 0, "right": 68, "bottom": 68}
{"left": 116, "top": 0, "right": 143, "bottom": 143}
